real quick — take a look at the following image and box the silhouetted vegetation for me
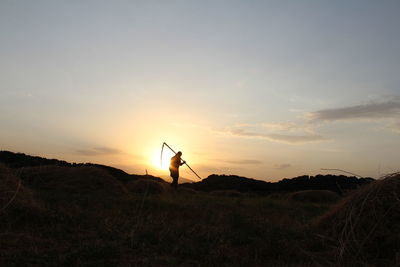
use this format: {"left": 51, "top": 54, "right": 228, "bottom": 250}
{"left": 316, "top": 173, "right": 400, "bottom": 265}
{"left": 0, "top": 151, "right": 71, "bottom": 168}
{"left": 1, "top": 151, "right": 373, "bottom": 195}
{"left": 0, "top": 151, "right": 164, "bottom": 184}
{"left": 183, "top": 174, "right": 374, "bottom": 195}
{"left": 1, "top": 151, "right": 397, "bottom": 266}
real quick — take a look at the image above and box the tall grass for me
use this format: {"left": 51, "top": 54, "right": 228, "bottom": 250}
{"left": 1, "top": 164, "right": 397, "bottom": 266}
{"left": 316, "top": 172, "right": 400, "bottom": 266}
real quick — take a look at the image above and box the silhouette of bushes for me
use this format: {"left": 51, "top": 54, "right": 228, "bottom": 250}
{"left": 2, "top": 151, "right": 395, "bottom": 266}
{"left": 184, "top": 174, "right": 374, "bottom": 194}
{"left": 1, "top": 151, "right": 374, "bottom": 195}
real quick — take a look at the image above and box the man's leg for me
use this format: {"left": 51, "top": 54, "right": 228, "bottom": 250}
{"left": 172, "top": 176, "right": 178, "bottom": 189}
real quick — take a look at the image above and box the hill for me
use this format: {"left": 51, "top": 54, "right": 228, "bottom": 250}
{"left": 0, "top": 151, "right": 374, "bottom": 194}
{"left": 0, "top": 151, "right": 164, "bottom": 184}
{"left": 0, "top": 151, "right": 397, "bottom": 266}
{"left": 0, "top": 150, "right": 71, "bottom": 168}
{"left": 182, "top": 174, "right": 374, "bottom": 195}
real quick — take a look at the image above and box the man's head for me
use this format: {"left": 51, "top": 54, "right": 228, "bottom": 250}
{"left": 177, "top": 151, "right": 182, "bottom": 157}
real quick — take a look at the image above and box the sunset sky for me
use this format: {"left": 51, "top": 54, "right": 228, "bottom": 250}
{"left": 1, "top": 1, "right": 399, "bottom": 181}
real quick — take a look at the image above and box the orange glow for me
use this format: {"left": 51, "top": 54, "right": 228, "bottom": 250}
{"left": 152, "top": 147, "right": 175, "bottom": 170}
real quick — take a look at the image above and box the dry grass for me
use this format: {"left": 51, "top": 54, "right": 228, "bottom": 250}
{"left": 126, "top": 179, "right": 169, "bottom": 195}
{"left": 18, "top": 165, "right": 129, "bottom": 208}
{"left": 2, "top": 163, "right": 397, "bottom": 266}
{"left": 289, "top": 190, "right": 340, "bottom": 204}
{"left": 209, "top": 190, "right": 245, "bottom": 197}
{"left": 317, "top": 173, "right": 400, "bottom": 265}
{"left": 0, "top": 164, "right": 41, "bottom": 213}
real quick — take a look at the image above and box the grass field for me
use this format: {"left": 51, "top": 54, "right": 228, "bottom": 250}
{"left": 1, "top": 164, "right": 399, "bottom": 266}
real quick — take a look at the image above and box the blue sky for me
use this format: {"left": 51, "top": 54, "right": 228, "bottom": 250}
{"left": 1, "top": 1, "right": 399, "bottom": 180}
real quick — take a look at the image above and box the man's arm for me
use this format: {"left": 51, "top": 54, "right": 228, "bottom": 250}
{"left": 180, "top": 160, "right": 186, "bottom": 166}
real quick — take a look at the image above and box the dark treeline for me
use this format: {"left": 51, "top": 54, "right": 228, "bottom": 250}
{"left": 183, "top": 174, "right": 374, "bottom": 194}
{"left": 0, "top": 151, "right": 374, "bottom": 194}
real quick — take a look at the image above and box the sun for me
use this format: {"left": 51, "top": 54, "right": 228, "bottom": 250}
{"left": 152, "top": 149, "right": 175, "bottom": 170}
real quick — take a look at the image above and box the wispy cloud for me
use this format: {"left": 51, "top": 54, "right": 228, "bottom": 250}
{"left": 260, "top": 122, "right": 311, "bottom": 132}
{"left": 191, "top": 99, "right": 400, "bottom": 144}
{"left": 176, "top": 120, "right": 326, "bottom": 144}
{"left": 388, "top": 121, "right": 400, "bottom": 133}
{"left": 273, "top": 163, "right": 291, "bottom": 170}
{"left": 308, "top": 101, "right": 400, "bottom": 122}
{"left": 221, "top": 159, "right": 263, "bottom": 165}
{"left": 76, "top": 147, "right": 125, "bottom": 156}
{"left": 225, "top": 128, "right": 328, "bottom": 144}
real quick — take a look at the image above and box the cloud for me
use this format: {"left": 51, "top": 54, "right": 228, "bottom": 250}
{"left": 273, "top": 164, "right": 291, "bottom": 170}
{"left": 388, "top": 121, "right": 400, "bottom": 133}
{"left": 195, "top": 164, "right": 231, "bottom": 173}
{"left": 212, "top": 99, "right": 400, "bottom": 145}
{"left": 308, "top": 101, "right": 400, "bottom": 122}
{"left": 221, "top": 159, "right": 263, "bottom": 165}
{"left": 260, "top": 122, "right": 311, "bottom": 132}
{"left": 227, "top": 128, "right": 328, "bottom": 144}
{"left": 76, "top": 147, "right": 125, "bottom": 156}
{"left": 230, "top": 122, "right": 312, "bottom": 133}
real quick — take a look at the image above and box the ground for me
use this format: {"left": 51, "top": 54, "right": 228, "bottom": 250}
{"left": 1, "top": 164, "right": 398, "bottom": 266}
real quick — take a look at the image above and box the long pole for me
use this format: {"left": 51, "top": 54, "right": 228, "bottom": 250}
{"left": 161, "top": 142, "right": 202, "bottom": 180}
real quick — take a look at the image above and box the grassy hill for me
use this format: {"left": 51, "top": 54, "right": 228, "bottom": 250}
{"left": 183, "top": 174, "right": 374, "bottom": 195}
{"left": 0, "top": 151, "right": 398, "bottom": 266}
{"left": 0, "top": 151, "right": 373, "bottom": 194}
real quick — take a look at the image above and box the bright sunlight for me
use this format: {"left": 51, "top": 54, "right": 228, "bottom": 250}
{"left": 152, "top": 148, "right": 175, "bottom": 170}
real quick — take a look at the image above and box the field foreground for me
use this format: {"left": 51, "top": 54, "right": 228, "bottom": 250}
{"left": 1, "top": 163, "right": 399, "bottom": 266}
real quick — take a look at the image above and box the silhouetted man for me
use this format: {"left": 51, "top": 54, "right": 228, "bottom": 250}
{"left": 169, "top": 151, "right": 185, "bottom": 189}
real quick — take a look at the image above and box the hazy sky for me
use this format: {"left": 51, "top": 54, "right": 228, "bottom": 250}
{"left": 1, "top": 1, "right": 399, "bottom": 181}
